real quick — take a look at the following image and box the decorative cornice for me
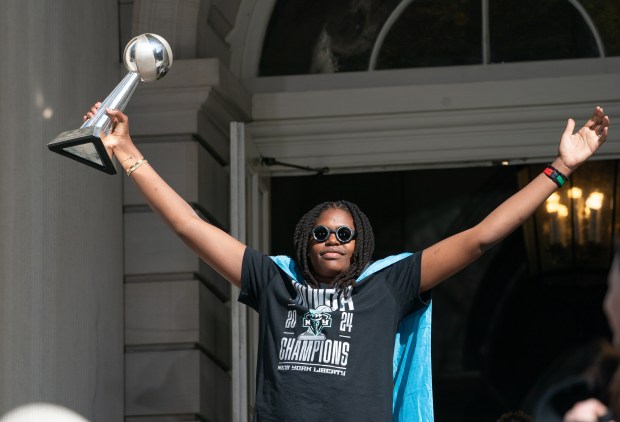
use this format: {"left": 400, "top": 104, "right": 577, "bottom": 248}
{"left": 125, "top": 58, "right": 251, "bottom": 164}
{"left": 249, "top": 71, "right": 620, "bottom": 175}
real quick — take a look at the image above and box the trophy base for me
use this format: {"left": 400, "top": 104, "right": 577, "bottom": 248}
{"left": 48, "top": 126, "right": 117, "bottom": 175}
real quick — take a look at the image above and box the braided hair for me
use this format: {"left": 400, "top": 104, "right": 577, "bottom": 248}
{"left": 293, "top": 200, "right": 375, "bottom": 290}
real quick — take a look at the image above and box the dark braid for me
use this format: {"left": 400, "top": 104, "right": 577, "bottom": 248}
{"left": 293, "top": 200, "right": 375, "bottom": 290}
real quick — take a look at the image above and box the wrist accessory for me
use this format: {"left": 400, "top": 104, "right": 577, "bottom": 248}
{"left": 121, "top": 155, "right": 142, "bottom": 164}
{"left": 126, "top": 158, "right": 148, "bottom": 176}
{"left": 543, "top": 165, "right": 568, "bottom": 187}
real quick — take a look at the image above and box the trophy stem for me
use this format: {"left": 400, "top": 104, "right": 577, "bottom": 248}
{"left": 48, "top": 33, "right": 172, "bottom": 175}
{"left": 82, "top": 71, "right": 140, "bottom": 136}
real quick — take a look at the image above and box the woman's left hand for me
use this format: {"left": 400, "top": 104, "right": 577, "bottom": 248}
{"left": 558, "top": 106, "right": 610, "bottom": 171}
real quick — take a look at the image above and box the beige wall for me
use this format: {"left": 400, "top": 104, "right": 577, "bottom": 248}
{"left": 0, "top": 1, "right": 247, "bottom": 419}
{"left": 0, "top": 0, "right": 124, "bottom": 420}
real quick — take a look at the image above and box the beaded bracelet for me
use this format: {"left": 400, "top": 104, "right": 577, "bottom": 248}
{"left": 126, "top": 158, "right": 148, "bottom": 177}
{"left": 543, "top": 165, "right": 568, "bottom": 188}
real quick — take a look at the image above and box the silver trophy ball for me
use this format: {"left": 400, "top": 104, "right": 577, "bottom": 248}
{"left": 48, "top": 33, "right": 174, "bottom": 174}
{"left": 123, "top": 33, "right": 173, "bottom": 82}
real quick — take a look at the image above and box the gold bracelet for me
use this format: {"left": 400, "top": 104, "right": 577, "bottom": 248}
{"left": 126, "top": 158, "right": 148, "bottom": 176}
{"left": 120, "top": 155, "right": 142, "bottom": 164}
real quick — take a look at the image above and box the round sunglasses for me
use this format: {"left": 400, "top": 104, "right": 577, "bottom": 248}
{"left": 311, "top": 225, "right": 356, "bottom": 243}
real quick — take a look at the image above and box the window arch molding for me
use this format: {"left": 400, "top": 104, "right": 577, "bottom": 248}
{"left": 228, "top": 0, "right": 278, "bottom": 80}
{"left": 568, "top": 0, "right": 605, "bottom": 56}
{"left": 368, "top": 0, "right": 606, "bottom": 71}
{"left": 256, "top": 0, "right": 617, "bottom": 77}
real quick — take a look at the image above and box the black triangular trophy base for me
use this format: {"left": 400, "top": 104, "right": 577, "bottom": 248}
{"left": 48, "top": 126, "right": 117, "bottom": 175}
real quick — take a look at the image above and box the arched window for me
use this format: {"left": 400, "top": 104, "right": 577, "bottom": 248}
{"left": 259, "top": 0, "right": 620, "bottom": 76}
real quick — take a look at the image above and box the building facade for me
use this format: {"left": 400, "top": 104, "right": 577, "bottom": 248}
{"left": 0, "top": 0, "right": 619, "bottom": 421}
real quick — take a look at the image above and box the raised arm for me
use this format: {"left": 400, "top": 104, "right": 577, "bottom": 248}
{"left": 420, "top": 106, "right": 610, "bottom": 292}
{"left": 87, "top": 104, "right": 246, "bottom": 287}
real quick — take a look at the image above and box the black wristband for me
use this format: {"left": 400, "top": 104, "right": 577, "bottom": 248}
{"left": 543, "top": 165, "right": 568, "bottom": 187}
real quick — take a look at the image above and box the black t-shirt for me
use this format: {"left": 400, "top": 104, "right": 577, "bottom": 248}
{"left": 239, "top": 247, "right": 425, "bottom": 422}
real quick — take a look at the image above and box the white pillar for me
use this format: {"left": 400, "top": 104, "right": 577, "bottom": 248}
{"left": 0, "top": 1, "right": 124, "bottom": 421}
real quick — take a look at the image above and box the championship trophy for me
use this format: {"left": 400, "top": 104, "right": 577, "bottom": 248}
{"left": 48, "top": 33, "right": 173, "bottom": 174}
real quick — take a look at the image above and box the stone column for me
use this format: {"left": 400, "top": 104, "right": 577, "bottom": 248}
{"left": 0, "top": 1, "right": 124, "bottom": 421}
{"left": 122, "top": 58, "right": 250, "bottom": 422}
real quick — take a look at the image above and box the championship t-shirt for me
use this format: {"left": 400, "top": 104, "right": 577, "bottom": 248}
{"left": 239, "top": 247, "right": 426, "bottom": 422}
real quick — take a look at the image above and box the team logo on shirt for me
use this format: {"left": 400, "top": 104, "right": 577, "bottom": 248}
{"left": 299, "top": 305, "right": 332, "bottom": 340}
{"left": 278, "top": 285, "right": 353, "bottom": 377}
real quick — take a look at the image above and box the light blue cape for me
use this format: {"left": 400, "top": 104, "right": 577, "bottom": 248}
{"left": 270, "top": 253, "right": 434, "bottom": 421}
